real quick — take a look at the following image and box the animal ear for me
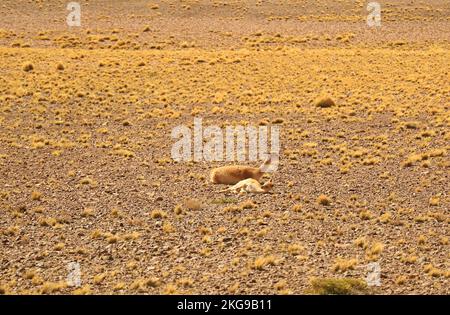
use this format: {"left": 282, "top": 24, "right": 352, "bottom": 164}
{"left": 259, "top": 153, "right": 279, "bottom": 173}
{"left": 263, "top": 179, "right": 273, "bottom": 187}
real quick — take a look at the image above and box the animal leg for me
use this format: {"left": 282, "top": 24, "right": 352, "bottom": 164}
{"left": 220, "top": 186, "right": 236, "bottom": 193}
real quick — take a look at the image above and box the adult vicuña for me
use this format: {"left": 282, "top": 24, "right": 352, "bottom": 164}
{"left": 210, "top": 154, "right": 278, "bottom": 185}
{"left": 220, "top": 178, "right": 273, "bottom": 194}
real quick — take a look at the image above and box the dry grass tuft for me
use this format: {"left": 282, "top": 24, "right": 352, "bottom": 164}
{"left": 315, "top": 97, "right": 335, "bottom": 108}
{"left": 185, "top": 198, "right": 202, "bottom": 210}
{"left": 317, "top": 194, "right": 331, "bottom": 206}
{"left": 22, "top": 62, "right": 34, "bottom": 72}
{"left": 309, "top": 278, "right": 368, "bottom": 295}
{"left": 150, "top": 209, "right": 167, "bottom": 219}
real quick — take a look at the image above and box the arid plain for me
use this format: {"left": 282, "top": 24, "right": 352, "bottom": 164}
{"left": 0, "top": 0, "right": 449, "bottom": 294}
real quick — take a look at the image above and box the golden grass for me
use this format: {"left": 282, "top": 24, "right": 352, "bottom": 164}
{"left": 309, "top": 278, "right": 368, "bottom": 295}
{"left": 0, "top": 22, "right": 448, "bottom": 295}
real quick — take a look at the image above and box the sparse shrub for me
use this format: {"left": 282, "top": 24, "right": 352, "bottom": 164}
{"left": 378, "top": 212, "right": 392, "bottom": 223}
{"left": 429, "top": 196, "right": 440, "bottom": 206}
{"left": 287, "top": 243, "right": 304, "bottom": 255}
{"left": 72, "top": 285, "right": 91, "bottom": 295}
{"left": 22, "top": 62, "right": 34, "bottom": 72}
{"left": 107, "top": 234, "right": 119, "bottom": 244}
{"left": 252, "top": 255, "right": 277, "bottom": 270}
{"left": 113, "top": 282, "right": 126, "bottom": 291}
{"left": 404, "top": 121, "right": 420, "bottom": 129}
{"left": 177, "top": 278, "right": 194, "bottom": 288}
{"left": 366, "top": 242, "right": 384, "bottom": 261}
{"left": 414, "top": 215, "right": 428, "bottom": 223}
{"left": 359, "top": 210, "right": 374, "bottom": 220}
{"left": 333, "top": 258, "right": 358, "bottom": 272}
{"left": 272, "top": 118, "right": 284, "bottom": 124}
{"left": 163, "top": 283, "right": 177, "bottom": 294}
{"left": 144, "top": 277, "right": 161, "bottom": 288}
{"left": 31, "top": 191, "right": 42, "bottom": 201}
{"left": 114, "top": 149, "right": 135, "bottom": 158}
{"left": 185, "top": 198, "right": 202, "bottom": 210}
{"left": 395, "top": 276, "right": 407, "bottom": 285}
{"left": 228, "top": 283, "right": 239, "bottom": 294}
{"left": 82, "top": 208, "right": 94, "bottom": 217}
{"left": 315, "top": 97, "right": 335, "bottom": 108}
{"left": 54, "top": 242, "right": 65, "bottom": 251}
{"left": 424, "top": 264, "right": 442, "bottom": 278}
{"left": 174, "top": 204, "right": 183, "bottom": 215}
{"left": 309, "top": 278, "right": 368, "bottom": 295}
{"left": 240, "top": 200, "right": 256, "bottom": 210}
{"left": 39, "top": 217, "right": 57, "bottom": 227}
{"left": 93, "top": 273, "right": 107, "bottom": 284}
{"left": 80, "top": 177, "right": 94, "bottom": 185}
{"left": 402, "top": 154, "right": 422, "bottom": 167}
{"left": 40, "top": 281, "right": 66, "bottom": 294}
{"left": 151, "top": 209, "right": 167, "bottom": 219}
{"left": 418, "top": 235, "right": 427, "bottom": 245}
{"left": 317, "top": 194, "right": 331, "bottom": 206}
{"left": 24, "top": 269, "right": 37, "bottom": 280}
{"left": 162, "top": 222, "right": 175, "bottom": 233}
{"left": 274, "top": 280, "right": 287, "bottom": 291}
{"left": 223, "top": 206, "right": 242, "bottom": 213}
{"left": 123, "top": 231, "right": 140, "bottom": 241}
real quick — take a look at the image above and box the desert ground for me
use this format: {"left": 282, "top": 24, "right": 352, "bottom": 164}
{"left": 0, "top": 0, "right": 449, "bottom": 295}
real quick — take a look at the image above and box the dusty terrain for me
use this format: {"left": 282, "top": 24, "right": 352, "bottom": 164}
{"left": 0, "top": 0, "right": 449, "bottom": 294}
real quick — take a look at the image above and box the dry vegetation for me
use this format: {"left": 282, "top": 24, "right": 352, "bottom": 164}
{"left": 0, "top": 0, "right": 449, "bottom": 295}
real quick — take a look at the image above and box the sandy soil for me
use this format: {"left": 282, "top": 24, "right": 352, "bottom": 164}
{"left": 0, "top": 0, "right": 448, "bottom": 295}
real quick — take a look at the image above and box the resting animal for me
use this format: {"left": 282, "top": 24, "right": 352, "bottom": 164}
{"left": 210, "top": 154, "right": 278, "bottom": 185}
{"left": 220, "top": 178, "right": 273, "bottom": 194}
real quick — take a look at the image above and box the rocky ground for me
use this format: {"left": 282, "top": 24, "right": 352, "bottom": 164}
{"left": 0, "top": 0, "right": 448, "bottom": 294}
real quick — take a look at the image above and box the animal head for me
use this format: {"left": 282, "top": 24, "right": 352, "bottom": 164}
{"left": 261, "top": 179, "right": 273, "bottom": 192}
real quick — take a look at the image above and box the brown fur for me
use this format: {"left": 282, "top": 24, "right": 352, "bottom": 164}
{"left": 210, "top": 165, "right": 263, "bottom": 185}
{"left": 210, "top": 154, "right": 277, "bottom": 185}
